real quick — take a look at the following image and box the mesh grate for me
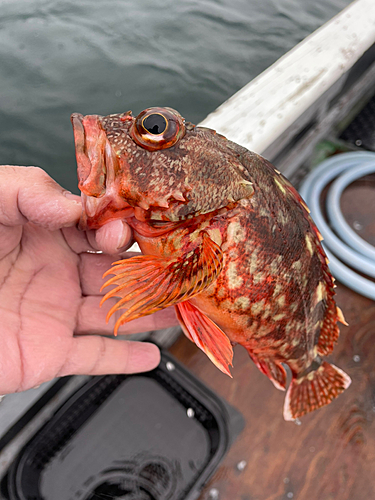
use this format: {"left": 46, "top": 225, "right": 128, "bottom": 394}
{"left": 340, "top": 94, "right": 375, "bottom": 150}
{"left": 6, "top": 353, "right": 244, "bottom": 500}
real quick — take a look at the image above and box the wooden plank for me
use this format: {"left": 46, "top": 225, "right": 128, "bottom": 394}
{"left": 170, "top": 285, "right": 375, "bottom": 500}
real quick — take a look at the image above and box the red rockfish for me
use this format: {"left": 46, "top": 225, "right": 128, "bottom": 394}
{"left": 71, "top": 106, "right": 351, "bottom": 420}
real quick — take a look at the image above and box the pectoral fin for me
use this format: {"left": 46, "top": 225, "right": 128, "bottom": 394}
{"left": 100, "top": 231, "right": 223, "bottom": 334}
{"left": 176, "top": 301, "right": 233, "bottom": 377}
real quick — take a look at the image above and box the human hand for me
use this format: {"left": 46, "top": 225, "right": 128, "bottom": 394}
{"left": 0, "top": 166, "right": 177, "bottom": 394}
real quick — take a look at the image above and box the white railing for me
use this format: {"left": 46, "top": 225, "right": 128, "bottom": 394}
{"left": 199, "top": 0, "right": 375, "bottom": 156}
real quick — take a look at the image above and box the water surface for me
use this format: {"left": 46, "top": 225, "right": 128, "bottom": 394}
{"left": 0, "top": 0, "right": 352, "bottom": 191}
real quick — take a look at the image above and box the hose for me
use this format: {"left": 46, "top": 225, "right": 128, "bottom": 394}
{"left": 299, "top": 151, "right": 375, "bottom": 300}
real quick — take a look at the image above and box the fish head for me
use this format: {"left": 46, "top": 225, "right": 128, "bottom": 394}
{"left": 71, "top": 106, "right": 254, "bottom": 229}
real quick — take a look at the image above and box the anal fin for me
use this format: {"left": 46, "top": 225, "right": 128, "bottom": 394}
{"left": 257, "top": 359, "right": 287, "bottom": 391}
{"left": 246, "top": 349, "right": 287, "bottom": 391}
{"left": 283, "top": 361, "right": 351, "bottom": 421}
{"left": 176, "top": 301, "right": 233, "bottom": 377}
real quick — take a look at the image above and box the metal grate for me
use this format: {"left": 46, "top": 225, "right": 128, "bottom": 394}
{"left": 6, "top": 353, "right": 244, "bottom": 500}
{"left": 340, "top": 94, "right": 375, "bottom": 150}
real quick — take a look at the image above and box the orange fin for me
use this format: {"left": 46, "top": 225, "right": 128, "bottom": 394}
{"left": 336, "top": 306, "right": 348, "bottom": 326}
{"left": 315, "top": 283, "right": 347, "bottom": 356}
{"left": 283, "top": 360, "right": 351, "bottom": 421}
{"left": 316, "top": 302, "right": 347, "bottom": 356}
{"left": 176, "top": 301, "right": 233, "bottom": 377}
{"left": 315, "top": 306, "right": 347, "bottom": 356}
{"left": 100, "top": 231, "right": 223, "bottom": 334}
{"left": 246, "top": 350, "right": 287, "bottom": 391}
{"left": 316, "top": 321, "right": 340, "bottom": 357}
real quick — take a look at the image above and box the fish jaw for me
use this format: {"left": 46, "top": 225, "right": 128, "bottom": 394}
{"left": 71, "top": 112, "right": 135, "bottom": 230}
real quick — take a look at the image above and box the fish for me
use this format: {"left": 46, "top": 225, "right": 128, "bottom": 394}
{"left": 71, "top": 106, "right": 351, "bottom": 421}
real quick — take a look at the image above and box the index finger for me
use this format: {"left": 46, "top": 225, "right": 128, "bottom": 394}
{"left": 0, "top": 166, "right": 81, "bottom": 230}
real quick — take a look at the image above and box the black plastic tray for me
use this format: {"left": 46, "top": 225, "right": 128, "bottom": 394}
{"left": 6, "top": 351, "right": 244, "bottom": 500}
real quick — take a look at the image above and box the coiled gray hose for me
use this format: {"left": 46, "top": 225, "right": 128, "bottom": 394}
{"left": 299, "top": 151, "right": 375, "bottom": 300}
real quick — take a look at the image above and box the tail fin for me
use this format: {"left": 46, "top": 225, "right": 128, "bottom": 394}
{"left": 283, "top": 361, "right": 351, "bottom": 421}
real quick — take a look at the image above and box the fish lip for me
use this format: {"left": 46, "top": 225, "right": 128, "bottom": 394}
{"left": 70, "top": 113, "right": 88, "bottom": 164}
{"left": 71, "top": 112, "right": 107, "bottom": 196}
{"left": 71, "top": 113, "right": 87, "bottom": 183}
{"left": 71, "top": 112, "right": 84, "bottom": 124}
{"left": 78, "top": 193, "right": 135, "bottom": 231}
{"left": 129, "top": 206, "right": 231, "bottom": 238}
{"left": 71, "top": 112, "right": 84, "bottom": 126}
{"left": 128, "top": 216, "right": 184, "bottom": 237}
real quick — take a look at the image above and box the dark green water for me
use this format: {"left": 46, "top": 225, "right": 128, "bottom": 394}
{"left": 0, "top": 0, "right": 351, "bottom": 193}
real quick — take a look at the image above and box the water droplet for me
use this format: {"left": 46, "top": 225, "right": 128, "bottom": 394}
{"left": 115, "top": 90, "right": 122, "bottom": 97}
{"left": 353, "top": 221, "right": 363, "bottom": 231}
{"left": 309, "top": 446, "right": 315, "bottom": 453}
{"left": 166, "top": 361, "right": 175, "bottom": 371}
{"left": 355, "top": 139, "right": 362, "bottom": 146}
{"left": 283, "top": 477, "right": 290, "bottom": 484}
{"left": 294, "top": 418, "right": 302, "bottom": 426}
{"left": 208, "top": 488, "right": 219, "bottom": 499}
{"left": 287, "top": 492, "right": 294, "bottom": 499}
{"left": 236, "top": 460, "right": 247, "bottom": 471}
{"left": 187, "top": 408, "right": 195, "bottom": 418}
{"left": 353, "top": 355, "right": 360, "bottom": 363}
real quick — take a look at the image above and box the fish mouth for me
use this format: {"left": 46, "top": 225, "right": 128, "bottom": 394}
{"left": 71, "top": 112, "right": 135, "bottom": 230}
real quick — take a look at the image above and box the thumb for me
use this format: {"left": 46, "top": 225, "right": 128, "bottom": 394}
{"left": 0, "top": 166, "right": 82, "bottom": 230}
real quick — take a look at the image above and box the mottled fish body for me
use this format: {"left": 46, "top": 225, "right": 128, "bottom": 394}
{"left": 72, "top": 107, "right": 351, "bottom": 420}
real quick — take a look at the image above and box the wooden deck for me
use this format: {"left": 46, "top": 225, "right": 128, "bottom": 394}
{"left": 169, "top": 179, "right": 375, "bottom": 500}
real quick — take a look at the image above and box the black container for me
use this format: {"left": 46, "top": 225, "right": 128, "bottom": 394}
{"left": 6, "top": 351, "right": 244, "bottom": 500}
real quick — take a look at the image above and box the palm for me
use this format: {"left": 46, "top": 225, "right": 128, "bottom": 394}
{"left": 0, "top": 223, "right": 82, "bottom": 391}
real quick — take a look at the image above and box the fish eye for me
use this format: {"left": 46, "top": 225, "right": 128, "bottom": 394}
{"left": 142, "top": 113, "right": 167, "bottom": 135}
{"left": 131, "top": 107, "right": 185, "bottom": 151}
